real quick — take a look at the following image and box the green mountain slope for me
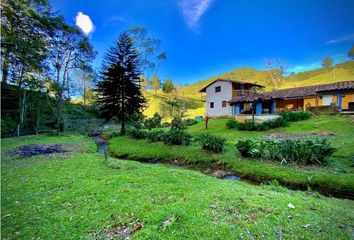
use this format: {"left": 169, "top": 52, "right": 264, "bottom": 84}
{"left": 144, "top": 61, "right": 354, "bottom": 118}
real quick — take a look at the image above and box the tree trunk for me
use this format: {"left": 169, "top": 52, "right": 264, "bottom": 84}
{"left": 2, "top": 51, "right": 9, "bottom": 84}
{"left": 56, "top": 89, "right": 64, "bottom": 131}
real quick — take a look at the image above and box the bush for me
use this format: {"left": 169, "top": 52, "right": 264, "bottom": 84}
{"left": 196, "top": 133, "right": 226, "bottom": 153}
{"left": 282, "top": 110, "right": 311, "bottom": 122}
{"left": 256, "top": 118, "right": 289, "bottom": 130}
{"left": 171, "top": 117, "right": 186, "bottom": 131}
{"left": 162, "top": 130, "right": 192, "bottom": 145}
{"left": 235, "top": 139, "right": 259, "bottom": 158}
{"left": 146, "top": 129, "right": 165, "bottom": 142}
{"left": 236, "top": 120, "right": 257, "bottom": 131}
{"left": 226, "top": 119, "right": 238, "bottom": 129}
{"left": 129, "top": 113, "right": 146, "bottom": 129}
{"left": 236, "top": 138, "right": 336, "bottom": 165}
{"left": 228, "top": 118, "right": 288, "bottom": 131}
{"left": 144, "top": 113, "right": 162, "bottom": 129}
{"left": 127, "top": 128, "right": 146, "bottom": 139}
{"left": 183, "top": 118, "right": 197, "bottom": 127}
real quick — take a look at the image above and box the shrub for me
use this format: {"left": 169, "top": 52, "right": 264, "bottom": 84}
{"left": 162, "top": 130, "right": 192, "bottom": 145}
{"left": 171, "top": 117, "right": 186, "bottom": 131}
{"left": 196, "top": 133, "right": 226, "bottom": 153}
{"left": 129, "top": 113, "right": 145, "bottom": 129}
{"left": 236, "top": 138, "right": 336, "bottom": 165}
{"left": 226, "top": 119, "right": 238, "bottom": 129}
{"left": 146, "top": 129, "right": 165, "bottom": 142}
{"left": 256, "top": 118, "right": 289, "bottom": 130}
{"left": 237, "top": 120, "right": 257, "bottom": 131}
{"left": 127, "top": 128, "right": 146, "bottom": 139}
{"left": 183, "top": 118, "right": 197, "bottom": 127}
{"left": 228, "top": 118, "right": 288, "bottom": 131}
{"left": 161, "top": 122, "right": 171, "bottom": 128}
{"left": 310, "top": 138, "right": 336, "bottom": 164}
{"left": 144, "top": 113, "right": 162, "bottom": 129}
{"left": 282, "top": 110, "right": 311, "bottom": 122}
{"left": 235, "top": 139, "right": 259, "bottom": 158}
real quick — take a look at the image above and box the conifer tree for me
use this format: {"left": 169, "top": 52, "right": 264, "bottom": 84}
{"left": 97, "top": 33, "right": 146, "bottom": 134}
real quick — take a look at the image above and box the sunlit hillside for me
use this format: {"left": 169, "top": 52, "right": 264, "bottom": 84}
{"left": 143, "top": 61, "right": 354, "bottom": 119}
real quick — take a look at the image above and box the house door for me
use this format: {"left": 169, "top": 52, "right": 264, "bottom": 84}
{"left": 322, "top": 95, "right": 333, "bottom": 106}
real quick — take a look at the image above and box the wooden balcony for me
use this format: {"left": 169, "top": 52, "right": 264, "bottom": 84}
{"left": 232, "top": 90, "right": 258, "bottom": 97}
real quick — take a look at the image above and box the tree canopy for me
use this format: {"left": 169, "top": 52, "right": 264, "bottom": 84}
{"left": 162, "top": 79, "right": 174, "bottom": 94}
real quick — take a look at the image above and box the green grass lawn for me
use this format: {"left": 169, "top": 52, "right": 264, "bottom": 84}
{"left": 1, "top": 134, "right": 354, "bottom": 239}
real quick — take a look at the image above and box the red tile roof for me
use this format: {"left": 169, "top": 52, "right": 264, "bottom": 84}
{"left": 230, "top": 80, "right": 354, "bottom": 103}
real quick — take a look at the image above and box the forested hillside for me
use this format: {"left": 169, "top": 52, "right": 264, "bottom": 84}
{"left": 1, "top": 83, "right": 99, "bottom": 136}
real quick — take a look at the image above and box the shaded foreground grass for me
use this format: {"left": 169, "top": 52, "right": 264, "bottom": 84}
{"left": 2, "top": 134, "right": 354, "bottom": 239}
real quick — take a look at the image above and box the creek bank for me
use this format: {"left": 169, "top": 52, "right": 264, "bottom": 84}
{"left": 93, "top": 136, "right": 353, "bottom": 200}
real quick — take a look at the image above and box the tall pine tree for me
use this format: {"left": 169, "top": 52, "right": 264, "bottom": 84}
{"left": 97, "top": 33, "right": 146, "bottom": 134}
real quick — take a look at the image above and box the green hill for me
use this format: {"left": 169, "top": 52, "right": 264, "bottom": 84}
{"left": 143, "top": 61, "right": 354, "bottom": 118}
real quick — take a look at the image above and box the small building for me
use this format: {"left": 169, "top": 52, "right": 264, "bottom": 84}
{"left": 198, "top": 79, "right": 264, "bottom": 117}
{"left": 200, "top": 80, "right": 354, "bottom": 117}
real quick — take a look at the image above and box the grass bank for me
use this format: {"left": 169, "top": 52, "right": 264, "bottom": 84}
{"left": 2, "top": 134, "right": 354, "bottom": 239}
{"left": 108, "top": 136, "right": 354, "bottom": 199}
{"left": 108, "top": 116, "right": 354, "bottom": 198}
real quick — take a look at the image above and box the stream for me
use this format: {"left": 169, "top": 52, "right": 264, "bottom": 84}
{"left": 91, "top": 136, "right": 243, "bottom": 182}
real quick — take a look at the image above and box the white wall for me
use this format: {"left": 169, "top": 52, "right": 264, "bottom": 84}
{"left": 205, "top": 81, "right": 233, "bottom": 117}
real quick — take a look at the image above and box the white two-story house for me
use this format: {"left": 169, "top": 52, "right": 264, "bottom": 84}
{"left": 199, "top": 79, "right": 264, "bottom": 117}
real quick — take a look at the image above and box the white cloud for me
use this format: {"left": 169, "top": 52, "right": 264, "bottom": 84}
{"left": 178, "top": 0, "right": 213, "bottom": 30}
{"left": 326, "top": 33, "right": 354, "bottom": 44}
{"left": 75, "top": 12, "right": 94, "bottom": 35}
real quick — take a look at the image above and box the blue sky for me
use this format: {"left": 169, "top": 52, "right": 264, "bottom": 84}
{"left": 50, "top": 0, "right": 354, "bottom": 85}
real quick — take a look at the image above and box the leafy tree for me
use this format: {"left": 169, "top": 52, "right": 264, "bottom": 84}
{"left": 349, "top": 44, "right": 354, "bottom": 60}
{"left": 150, "top": 75, "right": 161, "bottom": 96}
{"left": 322, "top": 57, "right": 333, "bottom": 71}
{"left": 128, "top": 26, "right": 167, "bottom": 82}
{"left": 162, "top": 79, "right": 174, "bottom": 94}
{"left": 97, "top": 33, "right": 146, "bottom": 134}
{"left": 76, "top": 66, "right": 96, "bottom": 105}
{"left": 48, "top": 24, "right": 96, "bottom": 129}
{"left": 1, "top": 0, "right": 60, "bottom": 135}
{"left": 264, "top": 58, "right": 287, "bottom": 90}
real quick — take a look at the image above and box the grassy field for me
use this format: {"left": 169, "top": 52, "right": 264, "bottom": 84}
{"left": 108, "top": 116, "right": 354, "bottom": 198}
{"left": 1, "top": 134, "right": 354, "bottom": 239}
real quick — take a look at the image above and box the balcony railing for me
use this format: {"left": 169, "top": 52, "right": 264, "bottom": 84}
{"left": 232, "top": 90, "right": 258, "bottom": 97}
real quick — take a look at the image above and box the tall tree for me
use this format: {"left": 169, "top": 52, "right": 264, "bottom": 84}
{"left": 1, "top": 0, "right": 60, "bottom": 135}
{"left": 348, "top": 44, "right": 354, "bottom": 60}
{"left": 48, "top": 23, "right": 96, "bottom": 130}
{"left": 264, "top": 58, "right": 287, "bottom": 90}
{"left": 150, "top": 75, "right": 161, "bottom": 96}
{"left": 162, "top": 79, "right": 174, "bottom": 94}
{"left": 322, "top": 57, "right": 333, "bottom": 71}
{"left": 128, "top": 26, "right": 167, "bottom": 83}
{"left": 97, "top": 33, "right": 146, "bottom": 134}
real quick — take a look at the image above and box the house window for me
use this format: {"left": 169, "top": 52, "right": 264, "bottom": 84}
{"left": 210, "top": 102, "right": 214, "bottom": 108}
{"left": 222, "top": 101, "right": 227, "bottom": 107}
{"left": 215, "top": 86, "right": 221, "bottom": 93}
